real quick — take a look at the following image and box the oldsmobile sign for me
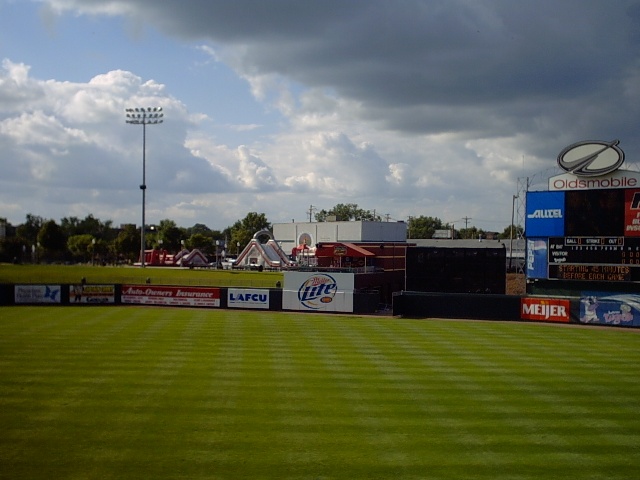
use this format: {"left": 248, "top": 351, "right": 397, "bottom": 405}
{"left": 550, "top": 140, "right": 640, "bottom": 190}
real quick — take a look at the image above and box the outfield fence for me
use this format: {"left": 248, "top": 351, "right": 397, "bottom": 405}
{"left": 0, "top": 283, "right": 380, "bottom": 315}
{"left": 393, "top": 290, "right": 640, "bottom": 328}
{"left": 3, "top": 282, "right": 639, "bottom": 329}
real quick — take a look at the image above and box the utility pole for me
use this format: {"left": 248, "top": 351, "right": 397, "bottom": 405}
{"left": 308, "top": 205, "right": 316, "bottom": 222}
{"left": 462, "top": 216, "right": 472, "bottom": 229}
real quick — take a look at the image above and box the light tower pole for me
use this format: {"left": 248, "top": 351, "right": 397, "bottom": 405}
{"left": 509, "top": 194, "right": 518, "bottom": 271}
{"left": 125, "top": 107, "right": 163, "bottom": 268}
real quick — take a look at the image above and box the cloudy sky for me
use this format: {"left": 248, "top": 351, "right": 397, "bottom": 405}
{"left": 2, "top": 0, "right": 640, "bottom": 233}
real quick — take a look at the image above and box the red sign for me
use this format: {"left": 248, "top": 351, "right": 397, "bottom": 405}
{"left": 521, "top": 298, "right": 570, "bottom": 323}
{"left": 122, "top": 285, "right": 220, "bottom": 307}
{"left": 334, "top": 246, "right": 347, "bottom": 256}
{"left": 625, "top": 189, "right": 640, "bottom": 237}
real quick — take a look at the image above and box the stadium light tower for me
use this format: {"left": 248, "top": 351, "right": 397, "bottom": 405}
{"left": 125, "top": 107, "right": 164, "bottom": 268}
{"left": 509, "top": 194, "right": 518, "bottom": 271}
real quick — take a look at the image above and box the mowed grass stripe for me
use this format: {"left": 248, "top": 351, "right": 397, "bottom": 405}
{"left": 0, "top": 307, "right": 639, "bottom": 479}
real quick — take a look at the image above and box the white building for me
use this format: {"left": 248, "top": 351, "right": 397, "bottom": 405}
{"left": 273, "top": 220, "right": 407, "bottom": 254}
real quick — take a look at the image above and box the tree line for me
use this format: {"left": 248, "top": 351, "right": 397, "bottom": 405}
{"left": 0, "top": 204, "right": 521, "bottom": 264}
{"left": 0, "top": 212, "right": 270, "bottom": 264}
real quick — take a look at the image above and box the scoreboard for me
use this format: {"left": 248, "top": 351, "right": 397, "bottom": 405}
{"left": 548, "top": 237, "right": 640, "bottom": 264}
{"left": 547, "top": 237, "right": 640, "bottom": 282}
{"left": 526, "top": 188, "right": 640, "bottom": 282}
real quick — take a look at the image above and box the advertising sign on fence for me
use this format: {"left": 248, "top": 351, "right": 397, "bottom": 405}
{"left": 283, "top": 272, "right": 354, "bottom": 312}
{"left": 14, "top": 285, "right": 62, "bottom": 304}
{"left": 70, "top": 285, "right": 115, "bottom": 304}
{"left": 228, "top": 288, "right": 270, "bottom": 309}
{"left": 521, "top": 297, "right": 570, "bottom": 323}
{"left": 579, "top": 292, "right": 640, "bottom": 327}
{"left": 121, "top": 285, "right": 220, "bottom": 307}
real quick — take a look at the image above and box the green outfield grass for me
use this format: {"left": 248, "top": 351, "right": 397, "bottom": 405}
{"left": 1, "top": 307, "right": 639, "bottom": 479}
{"left": 0, "top": 263, "right": 283, "bottom": 288}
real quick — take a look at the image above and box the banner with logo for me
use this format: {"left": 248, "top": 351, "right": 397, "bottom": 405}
{"left": 15, "top": 285, "right": 61, "bottom": 304}
{"left": 283, "top": 272, "right": 354, "bottom": 312}
{"left": 525, "top": 191, "right": 565, "bottom": 237}
{"left": 70, "top": 284, "right": 115, "bottom": 304}
{"left": 579, "top": 291, "right": 640, "bottom": 327}
{"left": 121, "top": 285, "right": 220, "bottom": 307}
{"left": 228, "top": 288, "right": 270, "bottom": 309}
{"left": 521, "top": 297, "right": 570, "bottom": 323}
{"left": 526, "top": 238, "right": 548, "bottom": 279}
{"left": 548, "top": 171, "right": 640, "bottom": 191}
{"left": 625, "top": 189, "right": 640, "bottom": 237}
{"left": 551, "top": 140, "right": 638, "bottom": 190}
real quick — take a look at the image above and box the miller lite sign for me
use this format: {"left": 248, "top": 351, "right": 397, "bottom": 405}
{"left": 283, "top": 272, "right": 354, "bottom": 312}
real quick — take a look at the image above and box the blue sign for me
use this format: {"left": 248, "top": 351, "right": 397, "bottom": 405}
{"left": 526, "top": 238, "right": 548, "bottom": 279}
{"left": 580, "top": 292, "right": 640, "bottom": 327}
{"left": 525, "top": 191, "right": 565, "bottom": 237}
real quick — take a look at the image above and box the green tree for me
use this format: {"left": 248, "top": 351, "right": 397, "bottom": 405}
{"left": 458, "top": 226, "right": 487, "bottom": 240}
{"left": 0, "top": 236, "right": 25, "bottom": 263}
{"left": 37, "top": 220, "right": 67, "bottom": 262}
{"left": 62, "top": 215, "right": 114, "bottom": 240}
{"left": 499, "top": 224, "right": 524, "bottom": 240}
{"left": 16, "top": 214, "right": 44, "bottom": 246}
{"left": 67, "top": 234, "right": 94, "bottom": 262}
{"left": 315, "top": 203, "right": 380, "bottom": 222}
{"left": 60, "top": 216, "right": 82, "bottom": 237}
{"left": 407, "top": 216, "right": 446, "bottom": 239}
{"left": 186, "top": 223, "right": 212, "bottom": 237}
{"left": 157, "top": 219, "right": 186, "bottom": 252}
{"left": 114, "top": 224, "right": 139, "bottom": 263}
{"left": 229, "top": 212, "right": 271, "bottom": 249}
{"left": 187, "top": 233, "right": 212, "bottom": 253}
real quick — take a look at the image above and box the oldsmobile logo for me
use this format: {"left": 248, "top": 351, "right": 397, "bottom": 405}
{"left": 557, "top": 140, "right": 625, "bottom": 177}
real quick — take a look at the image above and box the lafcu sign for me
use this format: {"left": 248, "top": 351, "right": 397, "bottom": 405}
{"left": 227, "top": 288, "right": 269, "bottom": 309}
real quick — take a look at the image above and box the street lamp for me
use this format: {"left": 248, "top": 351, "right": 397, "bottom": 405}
{"left": 125, "top": 107, "right": 164, "bottom": 268}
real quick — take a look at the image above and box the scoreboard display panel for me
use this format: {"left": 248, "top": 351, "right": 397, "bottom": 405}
{"left": 548, "top": 237, "right": 640, "bottom": 264}
{"left": 526, "top": 188, "right": 640, "bottom": 282}
{"left": 564, "top": 189, "right": 625, "bottom": 236}
{"left": 547, "top": 237, "right": 640, "bottom": 282}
